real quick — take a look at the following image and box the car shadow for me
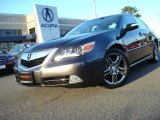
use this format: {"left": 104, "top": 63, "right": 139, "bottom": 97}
{"left": 0, "top": 70, "right": 14, "bottom": 78}
{"left": 66, "top": 55, "right": 160, "bottom": 88}
{"left": 126, "top": 60, "right": 160, "bottom": 85}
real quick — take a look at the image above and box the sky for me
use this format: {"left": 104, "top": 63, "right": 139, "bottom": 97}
{"left": 0, "top": 0, "right": 160, "bottom": 37}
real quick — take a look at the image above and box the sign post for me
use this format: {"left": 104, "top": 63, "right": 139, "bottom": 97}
{"left": 34, "top": 4, "right": 60, "bottom": 43}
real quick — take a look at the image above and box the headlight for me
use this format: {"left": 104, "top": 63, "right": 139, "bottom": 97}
{"left": 8, "top": 56, "right": 15, "bottom": 61}
{"left": 54, "top": 41, "right": 95, "bottom": 61}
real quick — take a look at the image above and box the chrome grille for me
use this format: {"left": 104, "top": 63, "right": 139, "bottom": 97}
{"left": 0, "top": 56, "right": 7, "bottom": 65}
{"left": 21, "top": 56, "right": 47, "bottom": 68}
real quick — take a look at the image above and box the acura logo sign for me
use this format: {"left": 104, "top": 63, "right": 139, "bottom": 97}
{"left": 27, "top": 53, "right": 31, "bottom": 60}
{"left": 42, "top": 8, "right": 54, "bottom": 22}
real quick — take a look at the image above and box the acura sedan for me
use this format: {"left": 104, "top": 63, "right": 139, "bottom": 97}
{"left": 0, "top": 49, "right": 16, "bottom": 71}
{"left": 14, "top": 14, "right": 159, "bottom": 88}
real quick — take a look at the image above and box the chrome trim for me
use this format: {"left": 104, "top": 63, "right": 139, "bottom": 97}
{"left": 128, "top": 44, "right": 149, "bottom": 52}
{"left": 19, "top": 48, "right": 58, "bottom": 71}
{"left": 44, "top": 79, "right": 69, "bottom": 82}
{"left": 130, "top": 55, "right": 152, "bottom": 67}
{"left": 41, "top": 48, "right": 58, "bottom": 66}
{"left": 41, "top": 84, "right": 70, "bottom": 87}
{"left": 21, "top": 81, "right": 33, "bottom": 84}
{"left": 41, "top": 81, "right": 83, "bottom": 87}
{"left": 19, "top": 64, "right": 42, "bottom": 71}
{"left": 21, "top": 49, "right": 51, "bottom": 61}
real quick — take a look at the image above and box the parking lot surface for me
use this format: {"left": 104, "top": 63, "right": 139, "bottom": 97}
{"left": 0, "top": 60, "right": 160, "bottom": 120}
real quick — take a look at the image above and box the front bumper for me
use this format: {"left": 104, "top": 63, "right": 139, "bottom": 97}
{"left": 6, "top": 61, "right": 16, "bottom": 69}
{"left": 14, "top": 57, "right": 104, "bottom": 87}
{"left": 0, "top": 61, "right": 15, "bottom": 71}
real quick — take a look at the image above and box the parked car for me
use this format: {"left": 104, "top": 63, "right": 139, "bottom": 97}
{"left": 14, "top": 14, "right": 159, "bottom": 88}
{"left": 9, "top": 42, "right": 37, "bottom": 60}
{"left": 0, "top": 49, "right": 16, "bottom": 71}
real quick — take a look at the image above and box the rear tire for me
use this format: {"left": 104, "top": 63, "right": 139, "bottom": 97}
{"left": 149, "top": 41, "right": 159, "bottom": 63}
{"left": 103, "top": 48, "right": 129, "bottom": 89}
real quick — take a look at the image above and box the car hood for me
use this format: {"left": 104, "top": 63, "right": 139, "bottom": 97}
{"left": 25, "top": 30, "right": 118, "bottom": 52}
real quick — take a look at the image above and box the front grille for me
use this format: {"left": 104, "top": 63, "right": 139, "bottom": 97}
{"left": 0, "top": 56, "right": 7, "bottom": 65}
{"left": 21, "top": 56, "right": 47, "bottom": 68}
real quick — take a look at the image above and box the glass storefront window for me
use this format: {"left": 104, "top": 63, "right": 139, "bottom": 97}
{"left": 0, "top": 29, "right": 22, "bottom": 36}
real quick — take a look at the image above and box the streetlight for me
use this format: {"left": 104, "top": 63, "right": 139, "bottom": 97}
{"left": 93, "top": 0, "right": 97, "bottom": 18}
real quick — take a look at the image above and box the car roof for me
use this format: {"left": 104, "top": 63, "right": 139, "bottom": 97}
{"left": 82, "top": 13, "right": 133, "bottom": 25}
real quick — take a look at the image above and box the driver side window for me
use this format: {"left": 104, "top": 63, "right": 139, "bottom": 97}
{"left": 133, "top": 17, "right": 148, "bottom": 29}
{"left": 123, "top": 16, "right": 136, "bottom": 29}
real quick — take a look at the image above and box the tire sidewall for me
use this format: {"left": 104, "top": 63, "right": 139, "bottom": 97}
{"left": 104, "top": 48, "right": 129, "bottom": 88}
{"left": 153, "top": 42, "right": 159, "bottom": 61}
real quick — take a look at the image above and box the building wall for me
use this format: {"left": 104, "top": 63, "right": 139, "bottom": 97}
{"left": 0, "top": 13, "right": 85, "bottom": 41}
{"left": 0, "top": 13, "right": 28, "bottom": 35}
{"left": 26, "top": 13, "right": 36, "bottom": 35}
{"left": 59, "top": 18, "right": 85, "bottom": 36}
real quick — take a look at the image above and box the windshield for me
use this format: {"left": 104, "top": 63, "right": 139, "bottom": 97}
{"left": 10, "top": 43, "right": 37, "bottom": 53}
{"left": 10, "top": 45, "right": 25, "bottom": 52}
{"left": 65, "top": 15, "right": 120, "bottom": 36}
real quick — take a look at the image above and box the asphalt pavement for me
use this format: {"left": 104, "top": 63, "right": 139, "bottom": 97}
{"left": 0, "top": 60, "right": 160, "bottom": 120}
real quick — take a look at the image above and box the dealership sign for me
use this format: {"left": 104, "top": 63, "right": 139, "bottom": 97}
{"left": 34, "top": 4, "right": 60, "bottom": 42}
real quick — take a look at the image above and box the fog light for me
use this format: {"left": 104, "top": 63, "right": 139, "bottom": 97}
{"left": 69, "top": 75, "right": 83, "bottom": 84}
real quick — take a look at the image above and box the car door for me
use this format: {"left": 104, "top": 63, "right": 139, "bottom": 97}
{"left": 122, "top": 15, "right": 148, "bottom": 64}
{"left": 133, "top": 17, "right": 153, "bottom": 57}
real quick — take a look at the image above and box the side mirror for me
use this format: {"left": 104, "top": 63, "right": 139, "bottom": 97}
{"left": 117, "top": 23, "right": 139, "bottom": 40}
{"left": 125, "top": 23, "right": 139, "bottom": 32}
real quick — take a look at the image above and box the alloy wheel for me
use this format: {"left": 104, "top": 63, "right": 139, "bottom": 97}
{"left": 104, "top": 52, "right": 128, "bottom": 86}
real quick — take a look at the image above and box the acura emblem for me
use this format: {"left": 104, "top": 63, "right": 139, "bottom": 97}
{"left": 27, "top": 53, "right": 31, "bottom": 60}
{"left": 42, "top": 8, "right": 54, "bottom": 22}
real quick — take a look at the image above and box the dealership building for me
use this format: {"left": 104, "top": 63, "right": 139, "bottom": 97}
{"left": 0, "top": 4, "right": 85, "bottom": 49}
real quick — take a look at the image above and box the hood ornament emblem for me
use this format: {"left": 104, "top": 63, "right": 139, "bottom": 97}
{"left": 27, "top": 53, "right": 31, "bottom": 60}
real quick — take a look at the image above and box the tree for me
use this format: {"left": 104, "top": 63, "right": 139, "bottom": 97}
{"left": 121, "top": 6, "right": 141, "bottom": 17}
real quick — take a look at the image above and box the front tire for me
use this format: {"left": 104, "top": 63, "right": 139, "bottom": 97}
{"left": 104, "top": 48, "right": 129, "bottom": 88}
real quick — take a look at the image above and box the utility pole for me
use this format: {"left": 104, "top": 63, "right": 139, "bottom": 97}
{"left": 93, "top": 0, "right": 97, "bottom": 18}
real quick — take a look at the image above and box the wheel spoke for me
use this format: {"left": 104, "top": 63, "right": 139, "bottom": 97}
{"left": 104, "top": 51, "right": 128, "bottom": 86}
{"left": 118, "top": 67, "right": 127, "bottom": 75}
{"left": 104, "top": 68, "right": 111, "bottom": 77}
{"left": 114, "top": 55, "right": 121, "bottom": 65}
{"left": 112, "top": 74, "right": 117, "bottom": 84}
{"left": 105, "top": 57, "right": 113, "bottom": 67}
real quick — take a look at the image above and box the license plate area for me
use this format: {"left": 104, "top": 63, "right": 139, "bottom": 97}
{"left": 0, "top": 65, "right": 5, "bottom": 69}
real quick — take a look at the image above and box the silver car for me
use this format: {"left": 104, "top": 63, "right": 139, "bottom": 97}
{"left": 10, "top": 43, "right": 37, "bottom": 60}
